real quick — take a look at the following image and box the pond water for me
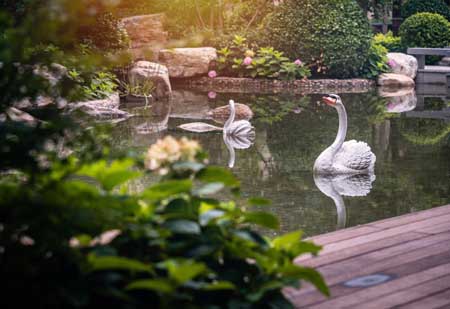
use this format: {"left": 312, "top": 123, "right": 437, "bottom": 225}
{"left": 110, "top": 88, "right": 450, "bottom": 237}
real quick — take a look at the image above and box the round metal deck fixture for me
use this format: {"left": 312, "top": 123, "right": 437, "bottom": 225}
{"left": 343, "top": 273, "right": 393, "bottom": 288}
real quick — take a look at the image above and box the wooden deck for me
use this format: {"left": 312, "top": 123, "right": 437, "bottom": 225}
{"left": 286, "top": 204, "right": 450, "bottom": 309}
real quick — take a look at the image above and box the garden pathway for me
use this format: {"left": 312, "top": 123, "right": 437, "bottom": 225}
{"left": 286, "top": 204, "right": 450, "bottom": 308}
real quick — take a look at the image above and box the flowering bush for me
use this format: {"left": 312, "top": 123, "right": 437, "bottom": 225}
{"left": 216, "top": 35, "right": 311, "bottom": 80}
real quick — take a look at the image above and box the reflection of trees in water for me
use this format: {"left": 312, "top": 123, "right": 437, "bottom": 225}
{"left": 398, "top": 118, "right": 450, "bottom": 146}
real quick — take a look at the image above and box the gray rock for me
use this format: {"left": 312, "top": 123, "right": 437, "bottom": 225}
{"left": 128, "top": 61, "right": 172, "bottom": 100}
{"left": 387, "top": 53, "right": 418, "bottom": 79}
{"left": 158, "top": 47, "right": 217, "bottom": 78}
{"left": 377, "top": 73, "right": 415, "bottom": 88}
{"left": 69, "top": 93, "right": 131, "bottom": 119}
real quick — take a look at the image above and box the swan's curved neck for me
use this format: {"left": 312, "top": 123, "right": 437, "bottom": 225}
{"left": 224, "top": 100, "right": 235, "bottom": 130}
{"left": 330, "top": 102, "right": 347, "bottom": 154}
{"left": 223, "top": 135, "right": 235, "bottom": 168}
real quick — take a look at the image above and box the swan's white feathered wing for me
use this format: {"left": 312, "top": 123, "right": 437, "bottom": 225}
{"left": 334, "top": 140, "right": 376, "bottom": 171}
{"left": 225, "top": 120, "right": 255, "bottom": 137}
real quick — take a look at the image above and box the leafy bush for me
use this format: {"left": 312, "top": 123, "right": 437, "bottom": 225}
{"left": 402, "top": 0, "right": 450, "bottom": 20}
{"left": 373, "top": 31, "right": 404, "bottom": 53}
{"left": 2, "top": 136, "right": 329, "bottom": 308}
{"left": 399, "top": 13, "right": 450, "bottom": 49}
{"left": 360, "top": 40, "right": 390, "bottom": 79}
{"left": 261, "top": 0, "right": 372, "bottom": 78}
{"left": 77, "top": 12, "right": 129, "bottom": 52}
{"left": 216, "top": 36, "right": 311, "bottom": 80}
{"left": 68, "top": 70, "right": 118, "bottom": 101}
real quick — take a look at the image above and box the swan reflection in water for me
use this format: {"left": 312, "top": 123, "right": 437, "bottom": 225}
{"left": 313, "top": 94, "right": 376, "bottom": 228}
{"left": 223, "top": 133, "right": 254, "bottom": 168}
{"left": 314, "top": 173, "right": 375, "bottom": 229}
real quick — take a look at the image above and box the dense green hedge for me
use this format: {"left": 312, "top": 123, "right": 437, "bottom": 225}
{"left": 399, "top": 12, "right": 450, "bottom": 49}
{"left": 261, "top": 0, "right": 372, "bottom": 78}
{"left": 402, "top": 0, "right": 450, "bottom": 20}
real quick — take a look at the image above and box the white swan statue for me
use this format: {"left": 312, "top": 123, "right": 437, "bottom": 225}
{"left": 313, "top": 94, "right": 376, "bottom": 175}
{"left": 178, "top": 100, "right": 255, "bottom": 138}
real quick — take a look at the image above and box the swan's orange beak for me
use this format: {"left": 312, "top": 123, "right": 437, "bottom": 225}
{"left": 322, "top": 96, "right": 336, "bottom": 106}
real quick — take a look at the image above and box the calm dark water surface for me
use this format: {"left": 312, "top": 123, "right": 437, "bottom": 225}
{"left": 111, "top": 89, "right": 450, "bottom": 237}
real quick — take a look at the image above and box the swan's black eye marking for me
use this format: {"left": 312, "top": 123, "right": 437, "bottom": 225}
{"left": 328, "top": 94, "right": 339, "bottom": 99}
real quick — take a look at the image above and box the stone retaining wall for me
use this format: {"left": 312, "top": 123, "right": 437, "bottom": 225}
{"left": 174, "top": 77, "right": 375, "bottom": 94}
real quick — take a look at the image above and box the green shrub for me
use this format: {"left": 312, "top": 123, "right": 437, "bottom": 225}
{"left": 1, "top": 136, "right": 329, "bottom": 308}
{"left": 360, "top": 40, "right": 390, "bottom": 79}
{"left": 68, "top": 69, "right": 118, "bottom": 101}
{"left": 216, "top": 35, "right": 311, "bottom": 80}
{"left": 261, "top": 0, "right": 372, "bottom": 78}
{"left": 373, "top": 31, "right": 404, "bottom": 53}
{"left": 77, "top": 12, "right": 130, "bottom": 52}
{"left": 399, "top": 13, "right": 450, "bottom": 49}
{"left": 402, "top": 0, "right": 450, "bottom": 20}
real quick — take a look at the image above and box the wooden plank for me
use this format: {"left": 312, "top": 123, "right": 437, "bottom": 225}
{"left": 366, "top": 204, "right": 450, "bottom": 229}
{"left": 306, "top": 226, "right": 381, "bottom": 246}
{"left": 359, "top": 275, "right": 450, "bottom": 309}
{"left": 290, "top": 249, "right": 450, "bottom": 307}
{"left": 305, "top": 213, "right": 450, "bottom": 259}
{"left": 299, "top": 232, "right": 427, "bottom": 268}
{"left": 297, "top": 262, "right": 450, "bottom": 309}
{"left": 307, "top": 205, "right": 450, "bottom": 246}
{"left": 419, "top": 221, "right": 450, "bottom": 234}
{"left": 291, "top": 233, "right": 450, "bottom": 299}
{"left": 396, "top": 289, "right": 450, "bottom": 309}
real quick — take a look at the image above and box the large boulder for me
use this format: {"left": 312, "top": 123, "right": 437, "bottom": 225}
{"left": 387, "top": 53, "right": 418, "bottom": 79}
{"left": 69, "top": 93, "right": 131, "bottom": 119}
{"left": 121, "top": 14, "right": 168, "bottom": 60}
{"left": 377, "top": 73, "right": 415, "bottom": 88}
{"left": 158, "top": 47, "right": 217, "bottom": 78}
{"left": 128, "top": 61, "right": 172, "bottom": 100}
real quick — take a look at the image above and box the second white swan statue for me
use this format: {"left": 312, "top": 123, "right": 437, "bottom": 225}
{"left": 179, "top": 100, "right": 255, "bottom": 137}
{"left": 314, "top": 94, "right": 376, "bottom": 175}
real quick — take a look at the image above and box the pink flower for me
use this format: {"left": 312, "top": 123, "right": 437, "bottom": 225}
{"left": 208, "top": 91, "right": 217, "bottom": 99}
{"left": 387, "top": 59, "right": 397, "bottom": 68}
{"left": 208, "top": 70, "right": 217, "bottom": 78}
{"left": 243, "top": 57, "right": 253, "bottom": 66}
{"left": 294, "top": 59, "right": 302, "bottom": 66}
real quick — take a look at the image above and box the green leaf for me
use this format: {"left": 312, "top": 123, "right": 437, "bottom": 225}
{"left": 196, "top": 167, "right": 239, "bottom": 187}
{"left": 87, "top": 254, "right": 153, "bottom": 273}
{"left": 77, "top": 159, "right": 141, "bottom": 191}
{"left": 202, "top": 281, "right": 236, "bottom": 290}
{"left": 142, "top": 179, "right": 192, "bottom": 201}
{"left": 126, "top": 279, "right": 174, "bottom": 293}
{"left": 200, "top": 209, "right": 225, "bottom": 226}
{"left": 165, "top": 260, "right": 208, "bottom": 284}
{"left": 243, "top": 211, "right": 279, "bottom": 230}
{"left": 164, "top": 220, "right": 201, "bottom": 235}
{"left": 194, "top": 182, "right": 224, "bottom": 196}
{"left": 272, "top": 231, "right": 303, "bottom": 250}
{"left": 248, "top": 197, "right": 272, "bottom": 206}
{"left": 281, "top": 265, "right": 329, "bottom": 296}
